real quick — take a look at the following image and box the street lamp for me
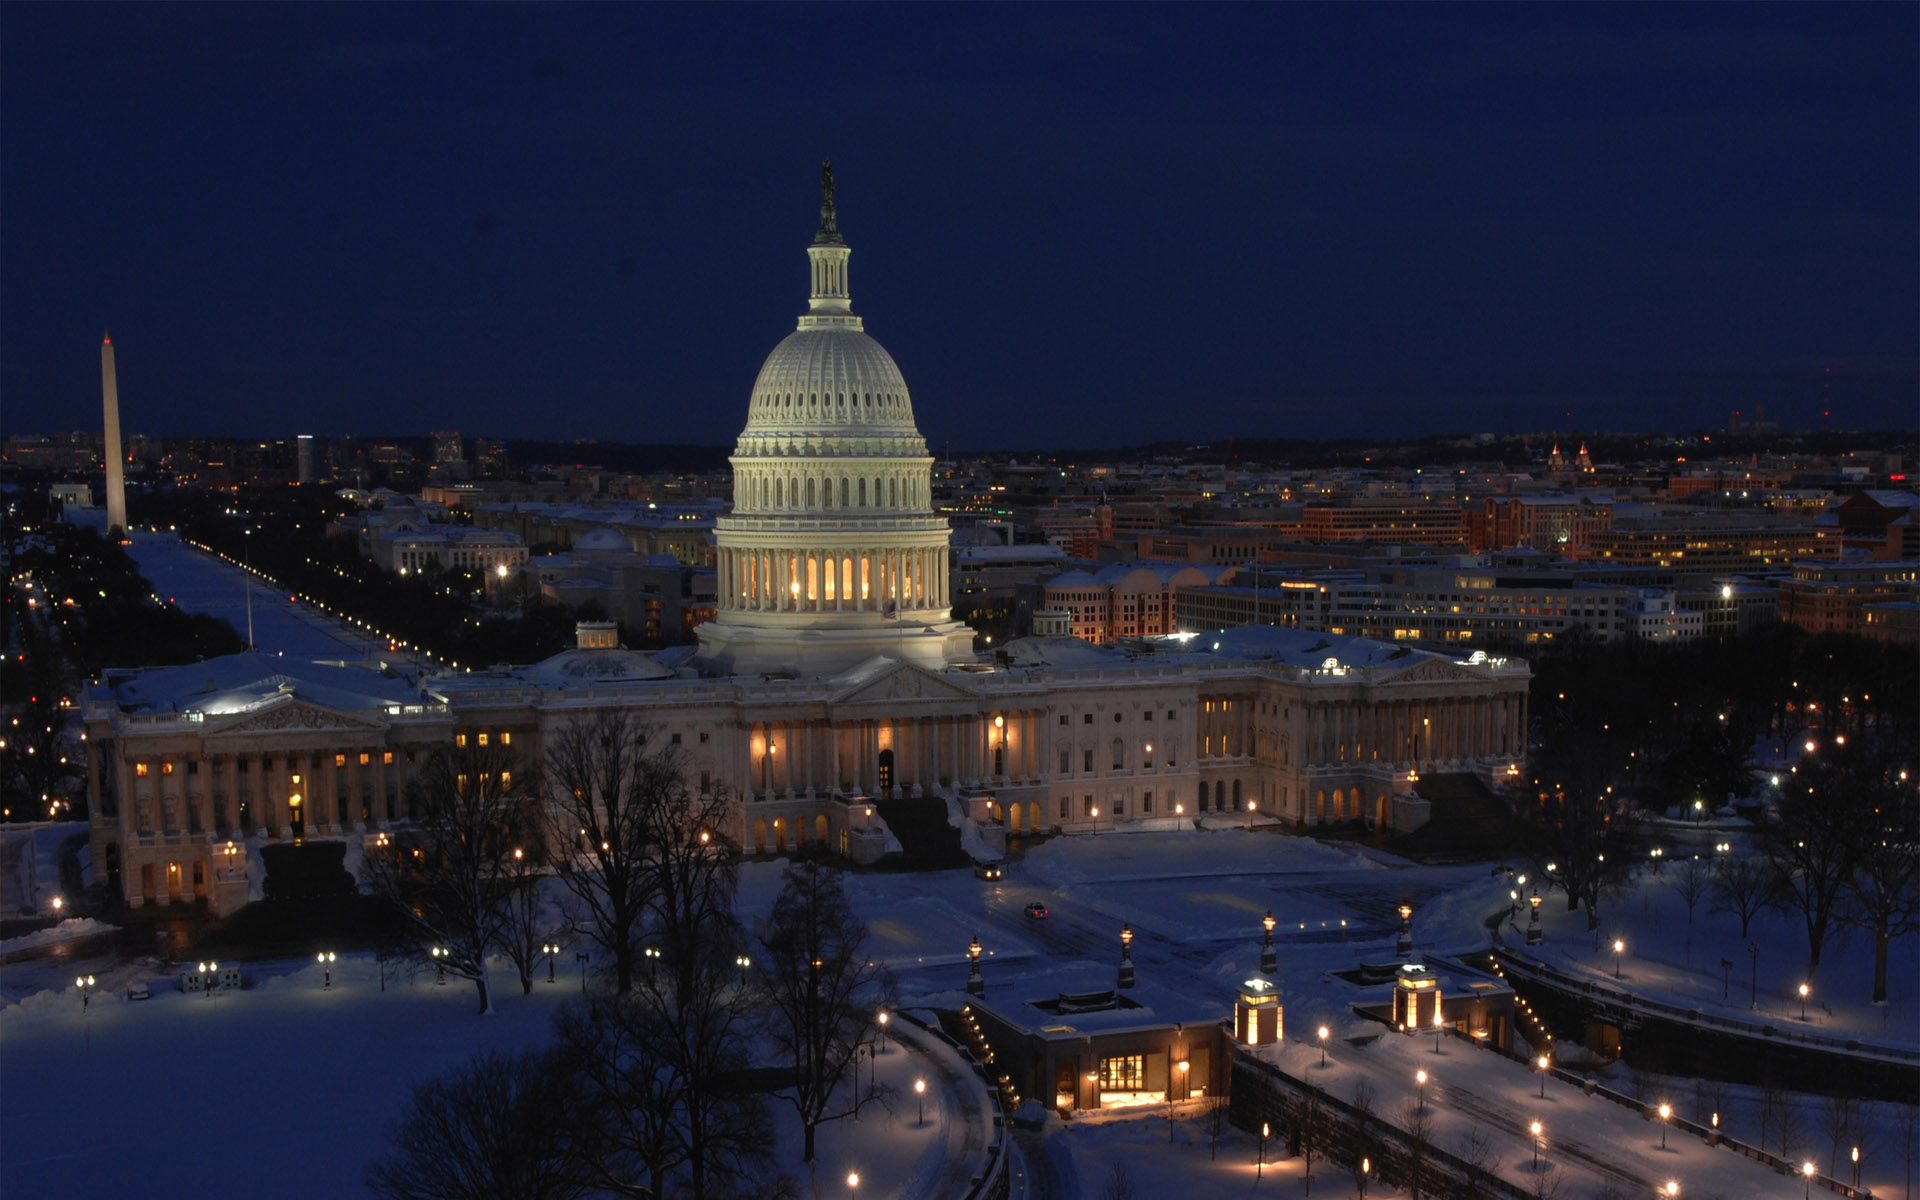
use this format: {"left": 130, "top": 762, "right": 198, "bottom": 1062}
{"left": 1748, "top": 941, "right": 1759, "bottom": 1010}
{"left": 1118, "top": 922, "right": 1135, "bottom": 989}
{"left": 1260, "top": 910, "right": 1277, "bottom": 975}
{"left": 1851, "top": 1145, "right": 1860, "bottom": 1189}
{"left": 1803, "top": 1160, "right": 1816, "bottom": 1199}
{"left": 1317, "top": 1024, "right": 1330, "bottom": 1068}
{"left": 1665, "top": 1184, "right": 1679, "bottom": 1198}
{"left": 1526, "top": 890, "right": 1543, "bottom": 945}
{"left": 1529, "top": 1119, "right": 1543, "bottom": 1170}
{"left": 876, "top": 1007, "right": 890, "bottom": 1053}
{"left": 1613, "top": 938, "right": 1624, "bottom": 979}
{"left": 1397, "top": 904, "right": 1414, "bottom": 957}
{"left": 576, "top": 950, "right": 590, "bottom": 993}
{"left": 968, "top": 934, "right": 984, "bottom": 996}
{"left": 644, "top": 945, "right": 661, "bottom": 978}
{"left": 1258, "top": 1121, "right": 1268, "bottom": 1178}
{"left": 915, "top": 1077, "right": 926, "bottom": 1126}
{"left": 1537, "top": 1053, "right": 1551, "bottom": 1098}
{"left": 317, "top": 951, "right": 336, "bottom": 989}
{"left": 75, "top": 973, "right": 95, "bottom": 1011}
{"left": 198, "top": 961, "right": 219, "bottom": 999}
{"left": 1658, "top": 1102, "right": 1671, "bottom": 1149}
{"left": 1359, "top": 1156, "right": 1370, "bottom": 1200}
{"left": 542, "top": 942, "right": 559, "bottom": 983}
{"left": 1798, "top": 981, "right": 1810, "bottom": 1020}
{"left": 431, "top": 946, "right": 447, "bottom": 984}
{"left": 1433, "top": 1007, "right": 1445, "bottom": 1054}
{"left": 1415, "top": 1068, "right": 1428, "bottom": 1112}
{"left": 846, "top": 1170, "right": 859, "bottom": 1200}
{"left": 1720, "top": 956, "right": 1733, "bottom": 1000}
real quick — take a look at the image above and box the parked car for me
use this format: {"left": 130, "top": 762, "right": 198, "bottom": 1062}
{"left": 1024, "top": 901, "right": 1049, "bottom": 919}
{"left": 974, "top": 862, "right": 1004, "bottom": 881}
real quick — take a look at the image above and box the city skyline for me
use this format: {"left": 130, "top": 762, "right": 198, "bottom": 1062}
{"left": 2, "top": 5, "right": 1915, "bottom": 448}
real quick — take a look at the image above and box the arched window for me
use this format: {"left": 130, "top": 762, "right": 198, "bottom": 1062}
{"left": 888, "top": 478, "right": 897, "bottom": 506}
{"left": 840, "top": 478, "right": 849, "bottom": 507}
{"left": 858, "top": 478, "right": 867, "bottom": 506}
{"left": 1214, "top": 780, "right": 1226, "bottom": 809}
{"left": 775, "top": 479, "right": 784, "bottom": 508}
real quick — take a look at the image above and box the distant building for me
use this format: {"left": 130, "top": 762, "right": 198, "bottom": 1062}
{"left": 1776, "top": 560, "right": 1919, "bottom": 635}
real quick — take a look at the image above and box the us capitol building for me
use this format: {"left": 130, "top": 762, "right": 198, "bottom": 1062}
{"left": 83, "top": 171, "right": 1531, "bottom": 915}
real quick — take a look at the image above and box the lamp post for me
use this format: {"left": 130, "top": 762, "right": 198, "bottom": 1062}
{"left": 1258, "top": 1121, "right": 1268, "bottom": 1178}
{"left": 575, "top": 950, "right": 590, "bottom": 993}
{"left": 1613, "top": 938, "right": 1624, "bottom": 979}
{"left": 1317, "top": 1025, "right": 1330, "bottom": 1068}
{"left": 644, "top": 945, "right": 661, "bottom": 979}
{"left": 1529, "top": 1120, "right": 1543, "bottom": 1171}
{"left": 914, "top": 1077, "right": 926, "bottom": 1126}
{"left": 1851, "top": 1145, "right": 1860, "bottom": 1189}
{"left": 1658, "top": 1102, "right": 1671, "bottom": 1149}
{"left": 846, "top": 1170, "right": 859, "bottom": 1200}
{"left": 1260, "top": 910, "right": 1277, "bottom": 975}
{"left": 1748, "top": 941, "right": 1759, "bottom": 1010}
{"left": 318, "top": 951, "right": 335, "bottom": 989}
{"left": 967, "top": 934, "right": 984, "bottom": 996}
{"left": 1720, "top": 956, "right": 1733, "bottom": 1000}
{"left": 1397, "top": 904, "right": 1414, "bottom": 957}
{"left": 876, "top": 1007, "right": 890, "bottom": 1055}
{"left": 1359, "top": 1155, "right": 1370, "bottom": 1199}
{"left": 76, "top": 973, "right": 95, "bottom": 1011}
{"left": 1526, "top": 890, "right": 1543, "bottom": 945}
{"left": 1415, "top": 1068, "right": 1428, "bottom": 1113}
{"left": 431, "top": 945, "right": 447, "bottom": 985}
{"left": 1433, "top": 1007, "right": 1445, "bottom": 1054}
{"left": 1537, "top": 1053, "right": 1550, "bottom": 1098}
{"left": 542, "top": 942, "right": 559, "bottom": 983}
{"left": 1798, "top": 982, "right": 1809, "bottom": 1020}
{"left": 1665, "top": 1183, "right": 1679, "bottom": 1198}
{"left": 1118, "top": 923, "right": 1135, "bottom": 989}
{"left": 1803, "top": 1160, "right": 1815, "bottom": 1199}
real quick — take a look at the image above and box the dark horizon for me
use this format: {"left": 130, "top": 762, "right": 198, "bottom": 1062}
{"left": 3, "top": 5, "right": 1914, "bottom": 448}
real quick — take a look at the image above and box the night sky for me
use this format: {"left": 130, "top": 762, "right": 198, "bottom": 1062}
{"left": 3, "top": 4, "right": 1914, "bottom": 450}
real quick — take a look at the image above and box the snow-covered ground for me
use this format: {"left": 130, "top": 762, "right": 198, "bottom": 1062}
{"left": 4, "top": 827, "right": 1914, "bottom": 1198}
{"left": 1515, "top": 853, "right": 1917, "bottom": 1044}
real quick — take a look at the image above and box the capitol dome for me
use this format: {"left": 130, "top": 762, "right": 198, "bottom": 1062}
{"left": 696, "top": 162, "right": 974, "bottom": 677}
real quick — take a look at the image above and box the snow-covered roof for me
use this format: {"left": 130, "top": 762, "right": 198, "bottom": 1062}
{"left": 99, "top": 652, "right": 420, "bottom": 716}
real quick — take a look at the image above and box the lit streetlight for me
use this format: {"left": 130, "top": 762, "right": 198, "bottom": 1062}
{"left": 1260, "top": 910, "right": 1277, "bottom": 975}
{"left": 1433, "top": 1007, "right": 1445, "bottom": 1054}
{"left": 1658, "top": 1102, "right": 1671, "bottom": 1150}
{"left": 1613, "top": 938, "right": 1625, "bottom": 979}
{"left": 1665, "top": 1183, "right": 1679, "bottom": 1198}
{"left": 1803, "top": 1160, "right": 1816, "bottom": 1200}
{"left": 1536, "top": 1053, "right": 1551, "bottom": 1098}
{"left": 1798, "top": 981, "right": 1810, "bottom": 1021}
{"left": 846, "top": 1170, "right": 859, "bottom": 1200}
{"left": 1317, "top": 1024, "right": 1330, "bottom": 1068}
{"left": 1415, "top": 1068, "right": 1428, "bottom": 1112}
{"left": 1851, "top": 1145, "right": 1860, "bottom": 1189}
{"left": 431, "top": 945, "right": 447, "bottom": 984}
{"left": 914, "top": 1077, "right": 926, "bottom": 1126}
{"left": 542, "top": 942, "right": 560, "bottom": 984}
{"left": 1258, "top": 1121, "right": 1268, "bottom": 1178}
{"left": 318, "top": 951, "right": 336, "bottom": 989}
{"left": 1359, "top": 1155, "right": 1371, "bottom": 1199}
{"left": 1529, "top": 1119, "right": 1543, "bottom": 1170}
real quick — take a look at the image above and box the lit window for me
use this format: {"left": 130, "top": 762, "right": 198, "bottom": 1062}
{"left": 456, "top": 733, "right": 468, "bottom": 748}
{"left": 136, "top": 762, "right": 149, "bottom": 777}
{"left": 162, "top": 762, "right": 174, "bottom": 775}
{"left": 359, "top": 753, "right": 370, "bottom": 766}
{"left": 477, "top": 733, "right": 489, "bottom": 747}
{"left": 384, "top": 752, "right": 394, "bottom": 765}
{"left": 499, "top": 732, "right": 511, "bottom": 746}
{"left": 335, "top": 754, "right": 346, "bottom": 767}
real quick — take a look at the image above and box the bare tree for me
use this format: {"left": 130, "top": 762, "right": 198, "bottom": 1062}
{"left": 361, "top": 741, "right": 535, "bottom": 1014}
{"left": 1454, "top": 1123, "right": 1502, "bottom": 1198}
{"left": 760, "top": 859, "right": 889, "bottom": 1163}
{"left": 1839, "top": 769, "right": 1919, "bottom": 1004}
{"left": 1710, "top": 852, "right": 1777, "bottom": 939}
{"left": 1896, "top": 1100, "right": 1918, "bottom": 1200}
{"left": 1524, "top": 1162, "right": 1563, "bottom": 1200}
{"left": 1669, "top": 854, "right": 1710, "bottom": 923}
{"left": 1400, "top": 1095, "right": 1433, "bottom": 1200}
{"left": 553, "top": 996, "right": 687, "bottom": 1198}
{"left": 499, "top": 831, "right": 560, "bottom": 996}
{"left": 366, "top": 1047, "right": 587, "bottom": 1200}
{"left": 1097, "top": 1161, "right": 1136, "bottom": 1200}
{"left": 1818, "top": 1092, "right": 1859, "bottom": 1179}
{"left": 1767, "top": 749, "right": 1870, "bottom": 978}
{"left": 543, "top": 712, "right": 665, "bottom": 994}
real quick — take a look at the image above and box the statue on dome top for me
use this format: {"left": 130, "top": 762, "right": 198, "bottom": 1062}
{"left": 815, "top": 158, "right": 843, "bottom": 244}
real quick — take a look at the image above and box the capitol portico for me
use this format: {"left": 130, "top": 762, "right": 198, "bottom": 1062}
{"left": 84, "top": 169, "right": 1531, "bottom": 914}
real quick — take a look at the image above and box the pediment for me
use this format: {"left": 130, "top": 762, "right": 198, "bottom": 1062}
{"left": 831, "top": 662, "right": 979, "bottom": 706}
{"left": 1378, "top": 657, "right": 1482, "bottom": 685}
{"left": 206, "top": 699, "right": 387, "bottom": 735}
